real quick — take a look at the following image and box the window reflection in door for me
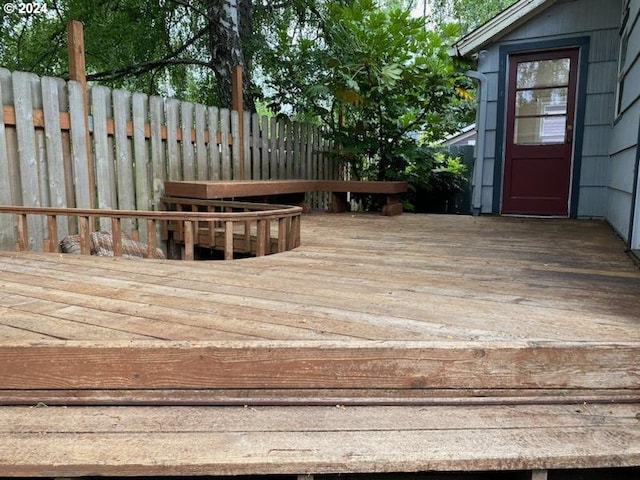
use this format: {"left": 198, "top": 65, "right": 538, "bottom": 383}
{"left": 513, "top": 58, "right": 571, "bottom": 145}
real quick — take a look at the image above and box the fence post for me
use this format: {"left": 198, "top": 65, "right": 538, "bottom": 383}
{"left": 232, "top": 66, "right": 245, "bottom": 179}
{"left": 67, "top": 20, "right": 95, "bottom": 209}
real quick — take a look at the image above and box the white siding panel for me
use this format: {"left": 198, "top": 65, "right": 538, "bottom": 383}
{"left": 633, "top": 172, "right": 640, "bottom": 250}
{"left": 485, "top": 72, "right": 500, "bottom": 102}
{"left": 477, "top": 49, "right": 500, "bottom": 74}
{"left": 588, "top": 29, "right": 623, "bottom": 62}
{"left": 578, "top": 186, "right": 607, "bottom": 217}
{"left": 481, "top": 184, "right": 495, "bottom": 213}
{"left": 584, "top": 93, "right": 615, "bottom": 126}
{"left": 482, "top": 157, "right": 496, "bottom": 186}
{"left": 607, "top": 188, "right": 632, "bottom": 239}
{"left": 608, "top": 149, "right": 636, "bottom": 193}
{"left": 620, "top": 61, "right": 640, "bottom": 111}
{"left": 501, "top": 0, "right": 621, "bottom": 41}
{"left": 483, "top": 130, "right": 496, "bottom": 159}
{"left": 610, "top": 98, "right": 640, "bottom": 154}
{"left": 624, "top": 9, "right": 640, "bottom": 68}
{"left": 586, "top": 61, "right": 618, "bottom": 95}
{"left": 485, "top": 101, "right": 498, "bottom": 130}
{"left": 580, "top": 156, "right": 609, "bottom": 186}
{"left": 582, "top": 125, "right": 613, "bottom": 156}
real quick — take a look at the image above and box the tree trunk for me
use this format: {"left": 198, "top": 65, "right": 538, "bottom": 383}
{"left": 207, "top": 0, "right": 255, "bottom": 111}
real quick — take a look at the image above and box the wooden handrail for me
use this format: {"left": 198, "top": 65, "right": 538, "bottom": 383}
{"left": 0, "top": 202, "right": 302, "bottom": 260}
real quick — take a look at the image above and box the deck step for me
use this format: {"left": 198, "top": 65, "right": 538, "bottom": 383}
{"left": 1, "top": 340, "right": 638, "bottom": 406}
{"left": 1, "top": 404, "right": 639, "bottom": 476}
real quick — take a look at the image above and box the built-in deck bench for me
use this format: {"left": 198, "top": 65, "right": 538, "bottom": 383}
{"left": 163, "top": 179, "right": 408, "bottom": 216}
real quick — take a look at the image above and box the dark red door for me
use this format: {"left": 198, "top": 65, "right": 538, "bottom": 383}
{"left": 502, "top": 49, "right": 579, "bottom": 215}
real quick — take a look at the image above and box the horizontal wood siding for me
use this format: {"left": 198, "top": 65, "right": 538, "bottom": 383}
{"left": 609, "top": 0, "right": 640, "bottom": 244}
{"left": 476, "top": 0, "right": 622, "bottom": 217}
{"left": 475, "top": 54, "right": 499, "bottom": 214}
{"left": 0, "top": 69, "right": 334, "bottom": 251}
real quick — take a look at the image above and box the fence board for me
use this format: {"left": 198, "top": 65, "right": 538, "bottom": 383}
{"left": 148, "top": 95, "right": 165, "bottom": 250}
{"left": 194, "top": 104, "right": 207, "bottom": 180}
{"left": 13, "top": 72, "right": 43, "bottom": 251}
{"left": 41, "top": 77, "right": 69, "bottom": 241}
{"left": 166, "top": 99, "right": 180, "bottom": 181}
{"left": 231, "top": 110, "right": 240, "bottom": 179}
{"left": 251, "top": 112, "right": 260, "bottom": 180}
{"left": 270, "top": 117, "right": 277, "bottom": 180}
{"left": 0, "top": 72, "right": 15, "bottom": 249}
{"left": 92, "top": 86, "right": 117, "bottom": 230}
{"left": 261, "top": 115, "right": 269, "bottom": 180}
{"left": 277, "top": 118, "right": 285, "bottom": 180}
{"left": 181, "top": 102, "right": 195, "bottom": 181}
{"left": 242, "top": 110, "right": 251, "bottom": 181}
{"left": 286, "top": 120, "right": 293, "bottom": 179}
{"left": 208, "top": 107, "right": 220, "bottom": 180}
{"left": 149, "top": 96, "right": 165, "bottom": 209}
{"left": 68, "top": 81, "right": 91, "bottom": 209}
{"left": 132, "top": 93, "right": 150, "bottom": 240}
{"left": 220, "top": 108, "right": 231, "bottom": 180}
{"left": 113, "top": 90, "right": 135, "bottom": 233}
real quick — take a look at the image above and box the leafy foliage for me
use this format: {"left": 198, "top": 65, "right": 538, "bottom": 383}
{"left": 427, "top": 0, "right": 518, "bottom": 34}
{"left": 262, "top": 0, "right": 474, "bottom": 201}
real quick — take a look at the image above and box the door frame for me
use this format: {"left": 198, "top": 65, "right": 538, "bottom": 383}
{"left": 493, "top": 37, "right": 590, "bottom": 217}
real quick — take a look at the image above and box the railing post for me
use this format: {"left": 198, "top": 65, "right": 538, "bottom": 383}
{"left": 225, "top": 220, "right": 234, "bottom": 260}
{"left": 46, "top": 215, "right": 58, "bottom": 253}
{"left": 16, "top": 214, "right": 28, "bottom": 251}
{"left": 79, "top": 216, "right": 90, "bottom": 255}
{"left": 146, "top": 219, "right": 156, "bottom": 258}
{"left": 183, "top": 220, "right": 194, "bottom": 260}
{"left": 111, "top": 217, "right": 122, "bottom": 257}
{"left": 278, "top": 217, "right": 287, "bottom": 253}
{"left": 257, "top": 219, "right": 268, "bottom": 256}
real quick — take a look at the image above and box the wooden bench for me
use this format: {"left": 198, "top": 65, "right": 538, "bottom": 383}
{"left": 164, "top": 179, "right": 408, "bottom": 216}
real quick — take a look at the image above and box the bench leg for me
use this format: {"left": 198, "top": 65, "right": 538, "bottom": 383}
{"left": 330, "top": 192, "right": 349, "bottom": 213}
{"left": 381, "top": 194, "right": 403, "bottom": 216}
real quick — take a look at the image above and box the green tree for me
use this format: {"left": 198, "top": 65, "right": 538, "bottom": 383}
{"left": 0, "top": 0, "right": 257, "bottom": 108}
{"left": 426, "top": 0, "right": 518, "bottom": 34}
{"left": 263, "top": 0, "right": 473, "bottom": 183}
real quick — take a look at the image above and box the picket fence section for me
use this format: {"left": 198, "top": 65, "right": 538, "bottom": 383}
{"left": 0, "top": 68, "right": 336, "bottom": 251}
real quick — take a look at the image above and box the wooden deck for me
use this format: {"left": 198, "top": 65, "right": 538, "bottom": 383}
{"left": 0, "top": 214, "right": 639, "bottom": 477}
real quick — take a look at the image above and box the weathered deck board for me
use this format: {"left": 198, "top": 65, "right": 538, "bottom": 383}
{"left": 0, "top": 215, "right": 637, "bottom": 343}
{"left": 1, "top": 340, "right": 638, "bottom": 390}
{"left": 0, "top": 214, "right": 639, "bottom": 475}
{"left": 0, "top": 404, "right": 638, "bottom": 476}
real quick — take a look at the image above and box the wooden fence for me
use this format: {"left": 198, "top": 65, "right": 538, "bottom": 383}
{"left": 0, "top": 68, "right": 336, "bottom": 251}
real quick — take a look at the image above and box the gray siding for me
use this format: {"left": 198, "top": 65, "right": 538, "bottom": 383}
{"left": 475, "top": 51, "right": 499, "bottom": 214}
{"left": 609, "top": 0, "right": 640, "bottom": 245}
{"left": 474, "top": 0, "right": 621, "bottom": 216}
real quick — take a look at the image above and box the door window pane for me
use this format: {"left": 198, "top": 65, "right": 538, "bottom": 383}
{"left": 515, "top": 88, "right": 568, "bottom": 116}
{"left": 514, "top": 115, "right": 567, "bottom": 144}
{"left": 516, "top": 58, "right": 571, "bottom": 88}
{"left": 513, "top": 57, "right": 571, "bottom": 145}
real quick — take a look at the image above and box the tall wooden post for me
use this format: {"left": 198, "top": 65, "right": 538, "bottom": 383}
{"left": 67, "top": 20, "right": 95, "bottom": 209}
{"left": 231, "top": 66, "right": 245, "bottom": 179}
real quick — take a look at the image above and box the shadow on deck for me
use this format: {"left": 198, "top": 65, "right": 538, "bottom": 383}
{"left": 0, "top": 214, "right": 638, "bottom": 477}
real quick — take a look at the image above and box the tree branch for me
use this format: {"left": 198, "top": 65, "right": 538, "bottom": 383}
{"left": 84, "top": 24, "right": 210, "bottom": 83}
{"left": 87, "top": 58, "right": 212, "bottom": 82}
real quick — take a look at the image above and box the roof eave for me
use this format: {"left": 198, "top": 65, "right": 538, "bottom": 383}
{"left": 450, "top": 0, "right": 558, "bottom": 57}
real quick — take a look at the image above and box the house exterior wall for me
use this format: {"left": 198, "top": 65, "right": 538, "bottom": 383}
{"left": 474, "top": 0, "right": 621, "bottom": 217}
{"left": 610, "top": 0, "right": 640, "bottom": 248}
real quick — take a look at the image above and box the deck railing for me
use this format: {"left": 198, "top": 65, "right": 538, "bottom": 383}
{"left": 0, "top": 202, "right": 302, "bottom": 260}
